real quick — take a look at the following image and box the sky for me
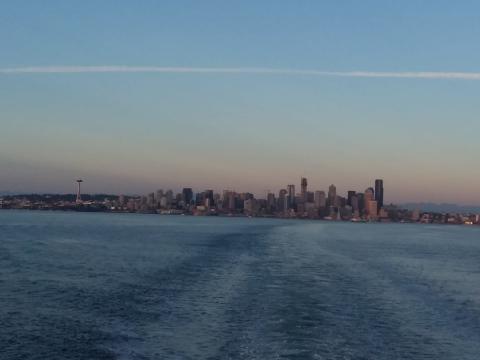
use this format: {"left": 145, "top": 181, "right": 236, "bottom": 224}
{"left": 1, "top": 1, "right": 480, "bottom": 204}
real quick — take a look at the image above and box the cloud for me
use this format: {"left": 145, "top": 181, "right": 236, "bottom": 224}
{"left": 1, "top": 66, "right": 480, "bottom": 80}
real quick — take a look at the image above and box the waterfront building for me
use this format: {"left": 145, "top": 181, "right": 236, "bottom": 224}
{"left": 296, "top": 203, "right": 305, "bottom": 216}
{"left": 160, "top": 196, "right": 168, "bottom": 208}
{"left": 366, "top": 200, "right": 378, "bottom": 219}
{"left": 244, "top": 198, "right": 257, "bottom": 214}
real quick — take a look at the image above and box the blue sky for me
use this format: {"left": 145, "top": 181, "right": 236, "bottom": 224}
{"left": 1, "top": 1, "right": 480, "bottom": 203}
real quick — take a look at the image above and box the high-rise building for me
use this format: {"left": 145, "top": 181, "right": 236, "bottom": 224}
{"left": 347, "top": 191, "right": 356, "bottom": 206}
{"left": 287, "top": 184, "right": 295, "bottom": 208}
{"left": 351, "top": 195, "right": 359, "bottom": 212}
{"left": 147, "top": 192, "right": 155, "bottom": 207}
{"left": 228, "top": 192, "right": 236, "bottom": 210}
{"left": 182, "top": 188, "right": 193, "bottom": 205}
{"left": 328, "top": 184, "right": 336, "bottom": 206}
{"left": 306, "top": 191, "right": 314, "bottom": 203}
{"left": 155, "top": 189, "right": 164, "bottom": 203}
{"left": 364, "top": 187, "right": 374, "bottom": 202}
{"left": 244, "top": 198, "right": 257, "bottom": 214}
{"left": 204, "top": 190, "right": 214, "bottom": 206}
{"left": 366, "top": 200, "right": 378, "bottom": 219}
{"left": 364, "top": 187, "right": 374, "bottom": 215}
{"left": 356, "top": 193, "right": 365, "bottom": 212}
{"left": 267, "top": 193, "right": 276, "bottom": 212}
{"left": 375, "top": 179, "right": 384, "bottom": 209}
{"left": 278, "top": 189, "right": 287, "bottom": 212}
{"left": 165, "top": 190, "right": 174, "bottom": 206}
{"left": 314, "top": 191, "right": 326, "bottom": 208}
{"left": 301, "top": 177, "right": 308, "bottom": 201}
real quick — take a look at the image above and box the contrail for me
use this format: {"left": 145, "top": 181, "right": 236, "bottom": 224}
{"left": 1, "top": 66, "right": 480, "bottom": 80}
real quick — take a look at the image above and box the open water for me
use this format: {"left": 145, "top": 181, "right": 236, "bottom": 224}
{"left": 1, "top": 210, "right": 480, "bottom": 359}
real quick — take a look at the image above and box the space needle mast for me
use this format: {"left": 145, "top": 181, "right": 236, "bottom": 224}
{"left": 76, "top": 179, "right": 83, "bottom": 204}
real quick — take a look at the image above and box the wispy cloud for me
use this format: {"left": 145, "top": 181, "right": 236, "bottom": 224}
{"left": 1, "top": 66, "right": 480, "bottom": 80}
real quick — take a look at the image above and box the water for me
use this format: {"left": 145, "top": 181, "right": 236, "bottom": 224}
{"left": 1, "top": 210, "right": 480, "bottom": 359}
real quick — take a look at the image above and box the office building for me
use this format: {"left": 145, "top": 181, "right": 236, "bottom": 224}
{"left": 375, "top": 179, "right": 384, "bottom": 209}
{"left": 182, "top": 188, "right": 193, "bottom": 205}
{"left": 328, "top": 184, "right": 337, "bottom": 206}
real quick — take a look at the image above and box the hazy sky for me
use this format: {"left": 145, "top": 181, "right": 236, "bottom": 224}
{"left": 1, "top": 1, "right": 480, "bottom": 204}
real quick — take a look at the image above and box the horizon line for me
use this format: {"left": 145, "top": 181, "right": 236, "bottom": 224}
{"left": 2, "top": 66, "right": 480, "bottom": 80}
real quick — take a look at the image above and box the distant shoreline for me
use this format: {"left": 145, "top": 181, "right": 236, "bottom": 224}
{"left": 1, "top": 208, "right": 477, "bottom": 227}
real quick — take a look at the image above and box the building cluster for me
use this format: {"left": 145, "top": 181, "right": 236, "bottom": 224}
{"left": 1, "top": 177, "right": 480, "bottom": 225}
{"left": 132, "top": 178, "right": 387, "bottom": 221}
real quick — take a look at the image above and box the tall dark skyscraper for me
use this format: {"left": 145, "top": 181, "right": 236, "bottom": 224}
{"left": 182, "top": 188, "right": 193, "bottom": 204}
{"left": 204, "top": 189, "right": 214, "bottom": 203}
{"left": 375, "top": 179, "right": 384, "bottom": 209}
{"left": 347, "top": 191, "right": 356, "bottom": 206}
{"left": 328, "top": 184, "right": 336, "bottom": 207}
{"left": 301, "top": 177, "right": 308, "bottom": 201}
{"left": 287, "top": 184, "right": 295, "bottom": 208}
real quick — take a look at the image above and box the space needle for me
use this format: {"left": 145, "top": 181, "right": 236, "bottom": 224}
{"left": 76, "top": 179, "right": 83, "bottom": 204}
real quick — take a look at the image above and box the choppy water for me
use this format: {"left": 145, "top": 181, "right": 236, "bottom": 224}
{"left": 1, "top": 211, "right": 480, "bottom": 359}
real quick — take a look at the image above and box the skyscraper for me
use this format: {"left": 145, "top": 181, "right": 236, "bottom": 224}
{"left": 287, "top": 184, "right": 295, "bottom": 208}
{"left": 347, "top": 191, "right": 356, "bottom": 206}
{"left": 267, "top": 192, "right": 276, "bottom": 212}
{"left": 366, "top": 200, "right": 378, "bottom": 219}
{"left": 228, "top": 191, "right": 236, "bottom": 210}
{"left": 314, "top": 191, "right": 326, "bottom": 208}
{"left": 364, "top": 188, "right": 374, "bottom": 215}
{"left": 365, "top": 187, "right": 374, "bottom": 201}
{"left": 204, "top": 190, "right": 214, "bottom": 206}
{"left": 155, "top": 189, "right": 164, "bottom": 205}
{"left": 165, "top": 190, "right": 174, "bottom": 207}
{"left": 301, "top": 177, "right": 308, "bottom": 202}
{"left": 278, "top": 189, "right": 288, "bottom": 212}
{"left": 182, "top": 188, "right": 193, "bottom": 206}
{"left": 182, "top": 188, "right": 193, "bottom": 205}
{"left": 328, "top": 184, "right": 336, "bottom": 207}
{"left": 375, "top": 179, "right": 384, "bottom": 209}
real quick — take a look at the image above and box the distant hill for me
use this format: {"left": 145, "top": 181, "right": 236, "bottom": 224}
{"left": 400, "top": 202, "right": 480, "bottom": 214}
{"left": 0, "top": 193, "right": 121, "bottom": 201}
{"left": 0, "top": 191, "right": 17, "bottom": 196}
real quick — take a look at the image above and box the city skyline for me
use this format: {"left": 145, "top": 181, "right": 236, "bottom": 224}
{"left": 1, "top": 164, "right": 479, "bottom": 207}
{"left": 4, "top": 176, "right": 480, "bottom": 225}
{"left": 2, "top": 1, "right": 480, "bottom": 204}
